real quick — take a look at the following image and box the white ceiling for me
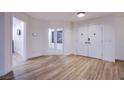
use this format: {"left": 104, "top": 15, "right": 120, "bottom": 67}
{"left": 26, "top": 12, "right": 113, "bottom": 22}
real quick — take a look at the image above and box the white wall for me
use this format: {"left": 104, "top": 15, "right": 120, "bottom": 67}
{"left": 28, "top": 18, "right": 43, "bottom": 58}
{"left": 115, "top": 14, "right": 124, "bottom": 60}
{"left": 4, "top": 13, "right": 12, "bottom": 74}
{"left": 28, "top": 18, "right": 73, "bottom": 58}
{"left": 72, "top": 15, "right": 116, "bottom": 62}
{"left": 0, "top": 13, "right": 5, "bottom": 76}
{"left": 0, "top": 13, "right": 12, "bottom": 76}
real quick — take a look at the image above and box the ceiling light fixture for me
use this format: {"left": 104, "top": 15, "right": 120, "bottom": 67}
{"left": 77, "top": 12, "right": 85, "bottom": 18}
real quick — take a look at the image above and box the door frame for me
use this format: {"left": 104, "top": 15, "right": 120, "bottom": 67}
{"left": 48, "top": 27, "right": 64, "bottom": 55}
{"left": 76, "top": 23, "right": 104, "bottom": 60}
{"left": 11, "top": 15, "right": 27, "bottom": 60}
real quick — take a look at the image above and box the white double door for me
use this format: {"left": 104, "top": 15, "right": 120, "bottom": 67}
{"left": 48, "top": 28, "right": 64, "bottom": 55}
{"left": 77, "top": 24, "right": 103, "bottom": 59}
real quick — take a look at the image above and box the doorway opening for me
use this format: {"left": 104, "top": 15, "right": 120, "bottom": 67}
{"left": 12, "top": 17, "right": 26, "bottom": 67}
{"left": 48, "top": 28, "right": 64, "bottom": 55}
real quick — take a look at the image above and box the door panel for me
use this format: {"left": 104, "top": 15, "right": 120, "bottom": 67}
{"left": 77, "top": 26, "right": 88, "bottom": 56}
{"left": 88, "top": 25, "right": 102, "bottom": 59}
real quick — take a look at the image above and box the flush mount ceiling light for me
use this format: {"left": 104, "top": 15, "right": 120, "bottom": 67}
{"left": 77, "top": 12, "right": 85, "bottom": 18}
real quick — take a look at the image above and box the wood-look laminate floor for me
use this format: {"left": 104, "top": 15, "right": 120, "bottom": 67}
{"left": 13, "top": 55, "right": 124, "bottom": 80}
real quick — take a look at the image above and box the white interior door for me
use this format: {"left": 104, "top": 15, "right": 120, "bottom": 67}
{"left": 77, "top": 26, "right": 88, "bottom": 56}
{"left": 88, "top": 25, "right": 102, "bottom": 59}
{"left": 77, "top": 24, "right": 103, "bottom": 59}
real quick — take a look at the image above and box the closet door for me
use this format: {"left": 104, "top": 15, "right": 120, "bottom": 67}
{"left": 77, "top": 26, "right": 89, "bottom": 56}
{"left": 88, "top": 24, "right": 102, "bottom": 59}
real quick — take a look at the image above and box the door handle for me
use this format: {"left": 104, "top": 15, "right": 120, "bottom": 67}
{"left": 85, "top": 42, "right": 91, "bottom": 44}
{"left": 88, "top": 42, "right": 91, "bottom": 44}
{"left": 88, "top": 38, "right": 90, "bottom": 41}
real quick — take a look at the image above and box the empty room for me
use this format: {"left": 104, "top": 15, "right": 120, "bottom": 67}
{"left": 0, "top": 12, "right": 124, "bottom": 80}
